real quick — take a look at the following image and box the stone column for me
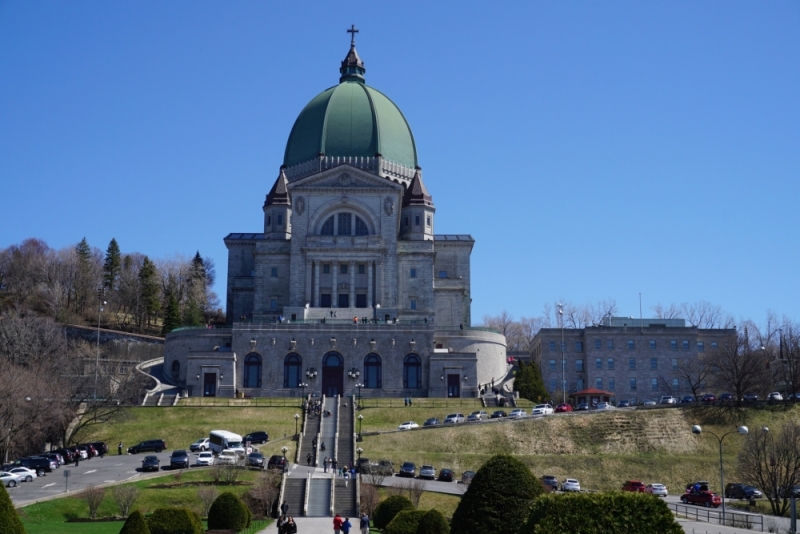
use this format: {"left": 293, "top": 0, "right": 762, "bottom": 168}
{"left": 332, "top": 260, "right": 338, "bottom": 308}
{"left": 313, "top": 261, "right": 320, "bottom": 308}
{"left": 367, "top": 261, "right": 373, "bottom": 308}
{"left": 349, "top": 260, "right": 356, "bottom": 308}
{"left": 305, "top": 259, "right": 312, "bottom": 306}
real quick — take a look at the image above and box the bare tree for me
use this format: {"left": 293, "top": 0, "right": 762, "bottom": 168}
{"left": 80, "top": 486, "right": 106, "bottom": 519}
{"left": 360, "top": 483, "right": 380, "bottom": 516}
{"left": 738, "top": 422, "right": 800, "bottom": 517}
{"left": 652, "top": 302, "right": 681, "bottom": 320}
{"left": 212, "top": 463, "right": 244, "bottom": 485}
{"left": 112, "top": 485, "right": 140, "bottom": 518}
{"left": 775, "top": 326, "right": 800, "bottom": 399}
{"left": 482, "top": 311, "right": 523, "bottom": 350}
{"left": 401, "top": 478, "right": 426, "bottom": 507}
{"left": 707, "top": 328, "right": 770, "bottom": 404}
{"left": 673, "top": 355, "right": 712, "bottom": 400}
{"left": 246, "top": 471, "right": 281, "bottom": 518}
{"left": 198, "top": 486, "right": 219, "bottom": 519}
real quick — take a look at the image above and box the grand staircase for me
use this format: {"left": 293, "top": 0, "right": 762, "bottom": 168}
{"left": 300, "top": 403, "right": 321, "bottom": 467}
{"left": 333, "top": 477, "right": 358, "bottom": 516}
{"left": 336, "top": 401, "right": 354, "bottom": 468}
{"left": 282, "top": 477, "right": 306, "bottom": 517}
{"left": 307, "top": 478, "right": 331, "bottom": 516}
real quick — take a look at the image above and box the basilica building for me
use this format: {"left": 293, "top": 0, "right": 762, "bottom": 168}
{"left": 164, "top": 34, "right": 507, "bottom": 398}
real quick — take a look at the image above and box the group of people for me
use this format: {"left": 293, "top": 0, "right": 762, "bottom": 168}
{"left": 333, "top": 513, "right": 370, "bottom": 534}
{"left": 306, "top": 399, "right": 323, "bottom": 418}
{"left": 276, "top": 513, "right": 297, "bottom": 533}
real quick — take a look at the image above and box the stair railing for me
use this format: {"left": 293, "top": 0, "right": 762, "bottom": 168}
{"left": 303, "top": 472, "right": 311, "bottom": 517}
{"left": 329, "top": 471, "right": 336, "bottom": 516}
{"left": 277, "top": 467, "right": 288, "bottom": 518}
{"left": 333, "top": 395, "right": 340, "bottom": 465}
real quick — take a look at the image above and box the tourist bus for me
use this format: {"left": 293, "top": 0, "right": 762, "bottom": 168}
{"left": 209, "top": 430, "right": 244, "bottom": 456}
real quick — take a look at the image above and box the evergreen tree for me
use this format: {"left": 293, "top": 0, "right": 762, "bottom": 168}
{"left": 0, "top": 485, "right": 26, "bottom": 533}
{"left": 103, "top": 238, "right": 121, "bottom": 290}
{"left": 514, "top": 361, "right": 548, "bottom": 402}
{"left": 416, "top": 509, "right": 449, "bottom": 534}
{"left": 450, "top": 454, "right": 543, "bottom": 534}
{"left": 184, "top": 251, "right": 208, "bottom": 325}
{"left": 161, "top": 290, "right": 181, "bottom": 336}
{"left": 138, "top": 257, "right": 160, "bottom": 328}
{"left": 73, "top": 237, "right": 93, "bottom": 315}
{"left": 119, "top": 510, "right": 150, "bottom": 534}
{"left": 182, "top": 300, "right": 204, "bottom": 327}
{"left": 207, "top": 492, "right": 251, "bottom": 530}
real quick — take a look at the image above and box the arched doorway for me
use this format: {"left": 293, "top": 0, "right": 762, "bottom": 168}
{"left": 322, "top": 352, "right": 344, "bottom": 397}
{"left": 243, "top": 353, "right": 262, "bottom": 388}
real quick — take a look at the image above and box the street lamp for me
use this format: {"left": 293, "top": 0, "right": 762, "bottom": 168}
{"left": 94, "top": 300, "right": 107, "bottom": 402}
{"left": 558, "top": 303, "right": 565, "bottom": 404}
{"left": 357, "top": 414, "right": 364, "bottom": 442}
{"left": 355, "top": 382, "right": 364, "bottom": 407}
{"left": 691, "top": 424, "right": 749, "bottom": 523}
{"left": 281, "top": 446, "right": 288, "bottom": 463}
{"left": 299, "top": 382, "right": 309, "bottom": 400}
{"left": 356, "top": 447, "right": 363, "bottom": 461}
{"left": 348, "top": 367, "right": 360, "bottom": 380}
{"left": 294, "top": 413, "right": 300, "bottom": 438}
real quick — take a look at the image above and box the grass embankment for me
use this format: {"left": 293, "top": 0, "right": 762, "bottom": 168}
{"left": 18, "top": 469, "right": 270, "bottom": 534}
{"left": 75, "top": 406, "right": 304, "bottom": 459}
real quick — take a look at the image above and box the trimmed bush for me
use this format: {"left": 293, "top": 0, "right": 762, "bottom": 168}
{"left": 119, "top": 510, "right": 151, "bottom": 534}
{"left": 373, "top": 495, "right": 414, "bottom": 530}
{"left": 416, "top": 508, "right": 449, "bottom": 534}
{"left": 451, "top": 454, "right": 543, "bottom": 534}
{"left": 146, "top": 508, "right": 203, "bottom": 534}
{"left": 0, "top": 485, "right": 26, "bottom": 534}
{"left": 207, "top": 491, "right": 252, "bottom": 531}
{"left": 385, "top": 509, "right": 427, "bottom": 534}
{"left": 518, "top": 492, "right": 683, "bottom": 534}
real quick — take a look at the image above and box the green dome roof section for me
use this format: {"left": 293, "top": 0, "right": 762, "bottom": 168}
{"left": 283, "top": 73, "right": 418, "bottom": 170}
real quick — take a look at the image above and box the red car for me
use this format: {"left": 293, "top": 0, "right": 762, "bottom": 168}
{"left": 554, "top": 403, "right": 573, "bottom": 413}
{"left": 681, "top": 490, "right": 721, "bottom": 508}
{"left": 622, "top": 480, "right": 646, "bottom": 492}
{"left": 701, "top": 394, "right": 716, "bottom": 403}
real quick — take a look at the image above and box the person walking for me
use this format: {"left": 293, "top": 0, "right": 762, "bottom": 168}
{"left": 344, "top": 469, "right": 350, "bottom": 487}
{"left": 333, "top": 513, "right": 343, "bottom": 534}
{"left": 281, "top": 501, "right": 289, "bottom": 516}
{"left": 359, "top": 513, "right": 370, "bottom": 534}
{"left": 341, "top": 517, "right": 352, "bottom": 534}
{"left": 118, "top": 442, "right": 123, "bottom": 455}
{"left": 283, "top": 516, "right": 297, "bottom": 534}
{"left": 332, "top": 458, "right": 337, "bottom": 471}
{"left": 74, "top": 453, "right": 80, "bottom": 467}
{"left": 306, "top": 452, "right": 312, "bottom": 466}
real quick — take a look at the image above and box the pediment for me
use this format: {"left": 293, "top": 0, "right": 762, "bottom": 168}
{"left": 289, "top": 165, "right": 401, "bottom": 191}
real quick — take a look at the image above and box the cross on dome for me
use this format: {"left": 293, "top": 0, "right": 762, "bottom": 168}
{"left": 347, "top": 24, "right": 359, "bottom": 46}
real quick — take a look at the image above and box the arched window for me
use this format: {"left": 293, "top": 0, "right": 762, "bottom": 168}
{"left": 171, "top": 359, "right": 180, "bottom": 379}
{"left": 337, "top": 213, "right": 352, "bottom": 235}
{"left": 403, "top": 354, "right": 421, "bottom": 389}
{"left": 244, "top": 353, "right": 262, "bottom": 388}
{"left": 284, "top": 353, "right": 302, "bottom": 388}
{"left": 363, "top": 353, "right": 382, "bottom": 388}
{"left": 355, "top": 216, "right": 368, "bottom": 236}
{"left": 320, "top": 216, "right": 334, "bottom": 235}
{"left": 319, "top": 212, "right": 370, "bottom": 236}
{"left": 323, "top": 352, "right": 343, "bottom": 368}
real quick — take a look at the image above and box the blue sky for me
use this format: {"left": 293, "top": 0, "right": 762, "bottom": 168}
{"left": 1, "top": 1, "right": 798, "bottom": 325}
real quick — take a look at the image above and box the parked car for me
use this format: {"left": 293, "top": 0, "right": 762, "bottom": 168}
{"left": 617, "top": 400, "right": 630, "bottom": 408}
{"left": 67, "top": 446, "right": 88, "bottom": 460}
{"left": 419, "top": 465, "right": 436, "bottom": 480}
{"left": 423, "top": 418, "right": 441, "bottom": 427}
{"left": 169, "top": 450, "right": 190, "bottom": 469}
{"left": 80, "top": 444, "right": 98, "bottom": 458}
{"left": 622, "top": 480, "right": 646, "bottom": 492}
{"left": 356, "top": 457, "right": 372, "bottom": 474}
{"left": 554, "top": 403, "right": 573, "bottom": 413}
{"left": 725, "top": 483, "right": 763, "bottom": 499}
{"left": 141, "top": 455, "right": 160, "bottom": 472}
{"left": 490, "top": 410, "right": 508, "bottom": 418}
{"left": 596, "top": 402, "right": 615, "bottom": 410}
{"left": 743, "top": 393, "right": 759, "bottom": 402}
{"left": 243, "top": 431, "right": 269, "bottom": 444}
{"left": 646, "top": 483, "right": 668, "bottom": 497}
{"left": 642, "top": 399, "right": 657, "bottom": 406}
{"left": 85, "top": 442, "right": 109, "bottom": 455}
{"left": 216, "top": 450, "right": 239, "bottom": 465}
{"left": 375, "top": 460, "right": 395, "bottom": 476}
{"left": 779, "top": 485, "right": 800, "bottom": 498}
{"left": 53, "top": 448, "right": 76, "bottom": 463}
{"left": 542, "top": 475, "right": 559, "bottom": 491}
{"left": 438, "top": 468, "right": 454, "bottom": 482}
{"left": 196, "top": 451, "right": 214, "bottom": 466}
{"left": 0, "top": 471, "right": 23, "bottom": 487}
{"left": 128, "top": 439, "right": 167, "bottom": 454}
{"left": 14, "top": 457, "right": 52, "bottom": 474}
{"left": 461, "top": 470, "right": 475, "bottom": 485}
{"left": 509, "top": 409, "right": 527, "bottom": 419}
{"left": 681, "top": 490, "right": 721, "bottom": 507}
{"left": 659, "top": 396, "right": 677, "bottom": 405}
{"left": 444, "top": 413, "right": 465, "bottom": 424}
{"left": 531, "top": 404, "right": 554, "bottom": 416}
{"left": 398, "top": 421, "right": 419, "bottom": 430}
{"left": 267, "top": 455, "right": 286, "bottom": 471}
{"left": 768, "top": 392, "right": 783, "bottom": 402}
{"left": 680, "top": 396, "right": 696, "bottom": 403}
{"left": 398, "top": 461, "right": 416, "bottom": 478}
{"left": 701, "top": 394, "right": 716, "bottom": 403}
{"left": 247, "top": 452, "right": 265, "bottom": 468}
{"left": 467, "top": 411, "right": 488, "bottom": 422}
{"left": 562, "top": 478, "right": 581, "bottom": 492}
{"left": 685, "top": 481, "right": 710, "bottom": 493}
{"left": 576, "top": 403, "right": 590, "bottom": 411}
{"left": 8, "top": 467, "right": 37, "bottom": 482}
{"left": 190, "top": 438, "right": 210, "bottom": 452}
{"left": 42, "top": 453, "right": 62, "bottom": 467}
{"left": 719, "top": 393, "right": 735, "bottom": 403}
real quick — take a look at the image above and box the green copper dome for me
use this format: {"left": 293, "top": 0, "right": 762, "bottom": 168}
{"left": 283, "top": 45, "right": 418, "bottom": 171}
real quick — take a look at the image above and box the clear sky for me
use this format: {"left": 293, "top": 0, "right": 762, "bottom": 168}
{"left": 1, "top": 1, "right": 798, "bottom": 325}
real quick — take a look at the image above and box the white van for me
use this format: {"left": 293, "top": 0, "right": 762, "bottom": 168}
{"left": 209, "top": 430, "right": 244, "bottom": 456}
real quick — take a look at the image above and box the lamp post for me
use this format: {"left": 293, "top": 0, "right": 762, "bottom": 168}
{"left": 692, "top": 424, "right": 749, "bottom": 523}
{"left": 299, "top": 382, "right": 309, "bottom": 401}
{"left": 355, "top": 382, "right": 364, "bottom": 407}
{"left": 357, "top": 414, "right": 364, "bottom": 442}
{"left": 94, "top": 300, "right": 107, "bottom": 402}
{"left": 356, "top": 447, "right": 363, "bottom": 461}
{"left": 348, "top": 368, "right": 360, "bottom": 380}
{"left": 294, "top": 413, "right": 300, "bottom": 438}
{"left": 558, "top": 303, "right": 565, "bottom": 404}
{"left": 281, "top": 446, "right": 288, "bottom": 464}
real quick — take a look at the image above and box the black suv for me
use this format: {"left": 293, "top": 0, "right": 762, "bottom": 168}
{"left": 169, "top": 450, "right": 190, "bottom": 469}
{"left": 243, "top": 431, "right": 269, "bottom": 444}
{"left": 14, "top": 457, "right": 52, "bottom": 474}
{"left": 542, "top": 475, "right": 559, "bottom": 491}
{"left": 128, "top": 439, "right": 167, "bottom": 454}
{"left": 398, "top": 461, "right": 416, "bottom": 478}
{"left": 267, "top": 455, "right": 286, "bottom": 471}
{"left": 725, "top": 483, "right": 763, "bottom": 499}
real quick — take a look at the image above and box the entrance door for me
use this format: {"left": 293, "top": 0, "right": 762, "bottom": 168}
{"left": 203, "top": 373, "right": 217, "bottom": 397}
{"left": 447, "top": 374, "right": 461, "bottom": 398}
{"left": 322, "top": 352, "right": 344, "bottom": 397}
{"left": 338, "top": 294, "right": 349, "bottom": 308}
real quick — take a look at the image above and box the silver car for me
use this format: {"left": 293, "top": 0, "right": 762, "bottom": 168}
{"left": 0, "top": 471, "right": 23, "bottom": 487}
{"left": 468, "top": 411, "right": 488, "bottom": 422}
{"left": 9, "top": 467, "right": 37, "bottom": 482}
{"left": 444, "top": 413, "right": 465, "bottom": 424}
{"left": 419, "top": 465, "right": 436, "bottom": 480}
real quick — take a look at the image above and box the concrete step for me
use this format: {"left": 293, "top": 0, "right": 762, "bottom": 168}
{"left": 282, "top": 477, "right": 306, "bottom": 517}
{"left": 307, "top": 478, "right": 331, "bottom": 517}
{"left": 333, "top": 478, "right": 357, "bottom": 517}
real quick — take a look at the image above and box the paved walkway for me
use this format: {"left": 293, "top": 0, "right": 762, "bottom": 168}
{"left": 256, "top": 516, "right": 339, "bottom": 533}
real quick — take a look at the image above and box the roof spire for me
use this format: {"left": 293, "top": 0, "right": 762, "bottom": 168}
{"left": 340, "top": 25, "right": 365, "bottom": 83}
{"left": 264, "top": 167, "right": 291, "bottom": 207}
{"left": 402, "top": 167, "right": 434, "bottom": 208}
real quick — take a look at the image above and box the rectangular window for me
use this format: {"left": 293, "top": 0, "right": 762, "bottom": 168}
{"left": 439, "top": 270, "right": 448, "bottom": 278}
{"left": 672, "top": 378, "right": 679, "bottom": 388}
{"left": 576, "top": 360, "right": 584, "bottom": 372}
{"left": 323, "top": 264, "right": 330, "bottom": 274}
{"left": 628, "top": 340, "right": 635, "bottom": 350}
{"left": 650, "top": 358, "right": 658, "bottom": 370}
{"left": 410, "top": 268, "right": 417, "bottom": 278}
{"left": 340, "top": 264, "right": 348, "bottom": 274}
{"left": 410, "top": 299, "right": 417, "bottom": 310}
{"left": 629, "top": 358, "right": 636, "bottom": 370}
{"left": 595, "top": 339, "right": 602, "bottom": 350}
{"left": 404, "top": 216, "right": 409, "bottom": 226}
{"left": 651, "top": 378, "right": 659, "bottom": 390}
{"left": 596, "top": 377, "right": 603, "bottom": 390}
{"left": 270, "top": 298, "right": 277, "bottom": 309}
{"left": 426, "top": 216, "right": 431, "bottom": 226}
{"left": 671, "top": 340, "right": 678, "bottom": 350}
{"left": 608, "top": 358, "right": 615, "bottom": 370}
{"left": 711, "top": 342, "right": 718, "bottom": 349}
{"left": 549, "top": 378, "right": 557, "bottom": 391}
{"left": 576, "top": 378, "right": 584, "bottom": 391}
{"left": 595, "top": 358, "right": 602, "bottom": 370}
{"left": 607, "top": 339, "right": 615, "bottom": 350}
{"left": 271, "top": 267, "right": 278, "bottom": 277}
{"left": 266, "top": 215, "right": 272, "bottom": 226}
{"left": 320, "top": 294, "right": 331, "bottom": 307}
{"left": 697, "top": 342, "right": 705, "bottom": 352}
{"left": 277, "top": 214, "right": 283, "bottom": 225}
{"left": 415, "top": 215, "right": 420, "bottom": 226}
{"left": 337, "top": 213, "right": 352, "bottom": 235}
{"left": 682, "top": 340, "right": 690, "bottom": 351}
{"left": 650, "top": 340, "right": 657, "bottom": 350}
{"left": 609, "top": 377, "right": 616, "bottom": 391}
{"left": 549, "top": 360, "right": 556, "bottom": 371}
{"left": 575, "top": 341, "right": 584, "bottom": 352}
{"left": 560, "top": 341, "right": 566, "bottom": 352}
{"left": 356, "top": 294, "right": 367, "bottom": 308}
{"left": 549, "top": 341, "right": 556, "bottom": 352}
{"left": 358, "top": 264, "right": 365, "bottom": 274}
{"left": 629, "top": 378, "right": 637, "bottom": 391}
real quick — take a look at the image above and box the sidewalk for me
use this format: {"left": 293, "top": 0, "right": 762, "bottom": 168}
{"left": 256, "top": 516, "right": 338, "bottom": 533}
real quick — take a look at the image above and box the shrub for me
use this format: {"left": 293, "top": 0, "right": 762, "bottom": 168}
{"left": 146, "top": 508, "right": 204, "bottom": 534}
{"left": 119, "top": 510, "right": 151, "bottom": 534}
{"left": 450, "top": 454, "right": 543, "bottom": 534}
{"left": 197, "top": 486, "right": 219, "bottom": 519}
{"left": 0, "top": 485, "right": 26, "bottom": 534}
{"left": 112, "top": 485, "right": 140, "bottom": 518}
{"left": 79, "top": 485, "right": 105, "bottom": 519}
{"left": 385, "top": 509, "right": 426, "bottom": 534}
{"left": 207, "top": 491, "right": 252, "bottom": 530}
{"left": 518, "top": 492, "right": 683, "bottom": 534}
{"left": 373, "top": 495, "right": 414, "bottom": 530}
{"left": 416, "top": 509, "right": 449, "bottom": 534}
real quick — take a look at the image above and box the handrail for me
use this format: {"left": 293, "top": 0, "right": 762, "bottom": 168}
{"left": 329, "top": 472, "right": 336, "bottom": 516}
{"left": 333, "top": 395, "right": 340, "bottom": 466}
{"left": 303, "top": 473, "right": 311, "bottom": 517}
{"left": 668, "top": 501, "right": 763, "bottom": 531}
{"left": 278, "top": 469, "right": 288, "bottom": 518}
